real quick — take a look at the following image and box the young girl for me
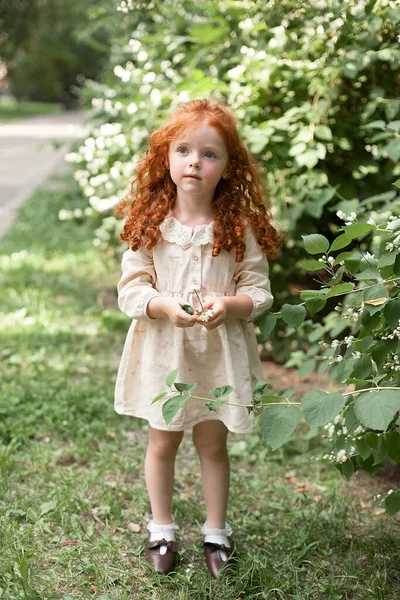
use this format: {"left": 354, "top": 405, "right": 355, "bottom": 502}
{"left": 114, "top": 98, "right": 280, "bottom": 576}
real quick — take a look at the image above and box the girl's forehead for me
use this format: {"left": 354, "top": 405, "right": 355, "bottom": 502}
{"left": 171, "top": 123, "right": 226, "bottom": 147}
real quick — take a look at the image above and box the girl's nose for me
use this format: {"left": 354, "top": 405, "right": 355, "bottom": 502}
{"left": 189, "top": 156, "right": 201, "bottom": 168}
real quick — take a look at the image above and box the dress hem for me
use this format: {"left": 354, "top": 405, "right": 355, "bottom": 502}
{"left": 114, "top": 407, "right": 255, "bottom": 434}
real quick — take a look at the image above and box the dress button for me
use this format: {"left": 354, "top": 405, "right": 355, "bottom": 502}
{"left": 193, "top": 279, "right": 198, "bottom": 285}
{"left": 192, "top": 254, "right": 199, "bottom": 261}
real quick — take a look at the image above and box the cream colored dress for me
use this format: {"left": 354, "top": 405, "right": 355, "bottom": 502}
{"left": 114, "top": 213, "right": 274, "bottom": 433}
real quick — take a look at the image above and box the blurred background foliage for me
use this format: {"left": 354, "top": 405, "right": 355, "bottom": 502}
{"left": 0, "top": 0, "right": 112, "bottom": 104}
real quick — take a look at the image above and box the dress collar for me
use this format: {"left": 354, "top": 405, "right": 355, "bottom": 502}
{"left": 159, "top": 213, "right": 214, "bottom": 249}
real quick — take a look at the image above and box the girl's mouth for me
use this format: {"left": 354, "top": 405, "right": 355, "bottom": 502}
{"left": 184, "top": 175, "right": 201, "bottom": 180}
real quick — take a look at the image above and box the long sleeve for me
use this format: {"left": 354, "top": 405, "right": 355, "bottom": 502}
{"left": 117, "top": 246, "right": 161, "bottom": 321}
{"left": 233, "top": 228, "right": 274, "bottom": 323}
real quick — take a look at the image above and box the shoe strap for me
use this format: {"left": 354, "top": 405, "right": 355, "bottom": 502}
{"left": 147, "top": 538, "right": 181, "bottom": 552}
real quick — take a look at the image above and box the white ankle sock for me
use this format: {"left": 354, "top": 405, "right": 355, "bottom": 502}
{"left": 147, "top": 521, "right": 179, "bottom": 555}
{"left": 201, "top": 522, "right": 232, "bottom": 549}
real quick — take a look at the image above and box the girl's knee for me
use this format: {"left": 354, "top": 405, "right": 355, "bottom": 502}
{"left": 148, "top": 426, "right": 183, "bottom": 457}
{"left": 192, "top": 421, "right": 228, "bottom": 458}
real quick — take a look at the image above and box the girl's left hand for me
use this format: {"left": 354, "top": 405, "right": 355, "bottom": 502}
{"left": 195, "top": 297, "right": 227, "bottom": 330}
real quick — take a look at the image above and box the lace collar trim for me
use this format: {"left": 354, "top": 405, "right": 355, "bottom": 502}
{"left": 159, "top": 213, "right": 214, "bottom": 249}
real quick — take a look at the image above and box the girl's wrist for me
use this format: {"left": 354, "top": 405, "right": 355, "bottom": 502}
{"left": 146, "top": 297, "right": 168, "bottom": 319}
{"left": 223, "top": 295, "right": 253, "bottom": 319}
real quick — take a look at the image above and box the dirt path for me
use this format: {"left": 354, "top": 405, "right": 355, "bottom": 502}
{"left": 0, "top": 111, "right": 88, "bottom": 237}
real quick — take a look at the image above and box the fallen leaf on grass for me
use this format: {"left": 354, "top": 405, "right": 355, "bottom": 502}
{"left": 63, "top": 539, "right": 79, "bottom": 546}
{"left": 373, "top": 508, "right": 386, "bottom": 515}
{"left": 128, "top": 522, "right": 141, "bottom": 533}
{"left": 293, "top": 483, "right": 312, "bottom": 493}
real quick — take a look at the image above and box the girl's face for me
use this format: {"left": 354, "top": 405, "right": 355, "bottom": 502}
{"left": 168, "top": 123, "right": 229, "bottom": 201}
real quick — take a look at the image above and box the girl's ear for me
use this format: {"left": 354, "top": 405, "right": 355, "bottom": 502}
{"left": 222, "top": 167, "right": 230, "bottom": 179}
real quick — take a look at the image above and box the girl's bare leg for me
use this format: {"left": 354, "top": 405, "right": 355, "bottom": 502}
{"left": 192, "top": 420, "right": 230, "bottom": 528}
{"left": 145, "top": 425, "right": 184, "bottom": 523}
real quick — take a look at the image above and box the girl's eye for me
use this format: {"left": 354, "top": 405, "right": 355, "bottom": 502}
{"left": 204, "top": 152, "right": 215, "bottom": 159}
{"left": 177, "top": 146, "right": 188, "bottom": 154}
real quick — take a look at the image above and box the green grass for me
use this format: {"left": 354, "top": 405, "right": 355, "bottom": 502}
{"left": 0, "top": 174, "right": 399, "bottom": 599}
{"left": 0, "top": 97, "right": 62, "bottom": 123}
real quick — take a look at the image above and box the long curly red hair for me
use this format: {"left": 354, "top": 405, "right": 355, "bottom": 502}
{"left": 116, "top": 98, "right": 281, "bottom": 261}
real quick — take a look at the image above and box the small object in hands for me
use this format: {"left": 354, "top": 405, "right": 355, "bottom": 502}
{"left": 200, "top": 309, "right": 214, "bottom": 323}
{"left": 180, "top": 303, "right": 195, "bottom": 315}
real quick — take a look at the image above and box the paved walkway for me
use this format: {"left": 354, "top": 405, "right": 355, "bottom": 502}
{"left": 0, "top": 111, "right": 88, "bottom": 237}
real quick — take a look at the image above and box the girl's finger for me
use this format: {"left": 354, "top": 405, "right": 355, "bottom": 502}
{"left": 202, "top": 299, "right": 214, "bottom": 309}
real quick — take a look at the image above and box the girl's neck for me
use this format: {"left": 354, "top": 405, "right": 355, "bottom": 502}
{"left": 172, "top": 197, "right": 214, "bottom": 227}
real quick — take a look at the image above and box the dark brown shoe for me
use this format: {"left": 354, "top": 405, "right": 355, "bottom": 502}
{"left": 204, "top": 542, "right": 233, "bottom": 577}
{"left": 145, "top": 537, "right": 180, "bottom": 574}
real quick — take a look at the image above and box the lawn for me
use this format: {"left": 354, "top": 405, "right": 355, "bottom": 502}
{"left": 0, "top": 97, "right": 62, "bottom": 123}
{"left": 0, "top": 173, "right": 399, "bottom": 599}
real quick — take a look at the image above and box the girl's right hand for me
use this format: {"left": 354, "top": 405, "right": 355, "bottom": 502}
{"left": 162, "top": 297, "right": 198, "bottom": 328}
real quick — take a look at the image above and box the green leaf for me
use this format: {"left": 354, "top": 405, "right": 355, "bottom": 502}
{"left": 365, "top": 431, "right": 379, "bottom": 450}
{"left": 341, "top": 459, "right": 354, "bottom": 480}
{"left": 323, "top": 283, "right": 355, "bottom": 299}
{"left": 387, "top": 120, "right": 400, "bottom": 132}
{"left": 302, "top": 234, "right": 330, "bottom": 255}
{"left": 306, "top": 298, "right": 327, "bottom": 315}
{"left": 40, "top": 500, "right": 57, "bottom": 517}
{"left": 259, "top": 313, "right": 277, "bottom": 340}
{"left": 151, "top": 391, "right": 168, "bottom": 404}
{"left": 361, "top": 120, "right": 386, "bottom": 130}
{"left": 385, "top": 139, "right": 400, "bottom": 163}
{"left": 344, "top": 406, "right": 362, "bottom": 433}
{"left": 205, "top": 400, "right": 227, "bottom": 412}
{"left": 378, "top": 253, "right": 396, "bottom": 268}
{"left": 334, "top": 251, "right": 354, "bottom": 266}
{"left": 298, "top": 259, "right": 325, "bottom": 271}
{"left": 385, "top": 492, "right": 400, "bottom": 516}
{"left": 162, "top": 395, "right": 187, "bottom": 424}
{"left": 355, "top": 437, "right": 372, "bottom": 460}
{"left": 386, "top": 431, "right": 400, "bottom": 461}
{"left": 260, "top": 405, "right": 302, "bottom": 450}
{"left": 166, "top": 368, "right": 179, "bottom": 387}
{"left": 258, "top": 395, "right": 283, "bottom": 405}
{"left": 252, "top": 380, "right": 270, "bottom": 401}
{"left": 180, "top": 303, "right": 194, "bottom": 315}
{"left": 394, "top": 179, "right": 400, "bottom": 190}
{"left": 315, "top": 125, "right": 332, "bottom": 141}
{"left": 301, "top": 391, "right": 346, "bottom": 427}
{"left": 352, "top": 355, "right": 372, "bottom": 380}
{"left": 355, "top": 269, "right": 381, "bottom": 281}
{"left": 384, "top": 300, "right": 400, "bottom": 330}
{"left": 363, "top": 285, "right": 389, "bottom": 314}
{"left": 210, "top": 385, "right": 233, "bottom": 398}
{"left": 330, "top": 235, "right": 351, "bottom": 252}
{"left": 341, "top": 223, "right": 374, "bottom": 240}
{"left": 395, "top": 255, "right": 400, "bottom": 277}
{"left": 288, "top": 142, "right": 307, "bottom": 156}
{"left": 296, "top": 150, "right": 320, "bottom": 169}
{"left": 354, "top": 390, "right": 400, "bottom": 430}
{"left": 372, "top": 437, "right": 388, "bottom": 465}
{"left": 300, "top": 289, "right": 327, "bottom": 301}
{"left": 281, "top": 304, "right": 306, "bottom": 330}
{"left": 298, "top": 359, "right": 315, "bottom": 377}
{"left": 174, "top": 382, "right": 197, "bottom": 393}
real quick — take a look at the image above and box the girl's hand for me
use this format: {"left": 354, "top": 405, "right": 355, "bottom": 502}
{"left": 163, "top": 297, "right": 198, "bottom": 328}
{"left": 195, "top": 297, "right": 227, "bottom": 330}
